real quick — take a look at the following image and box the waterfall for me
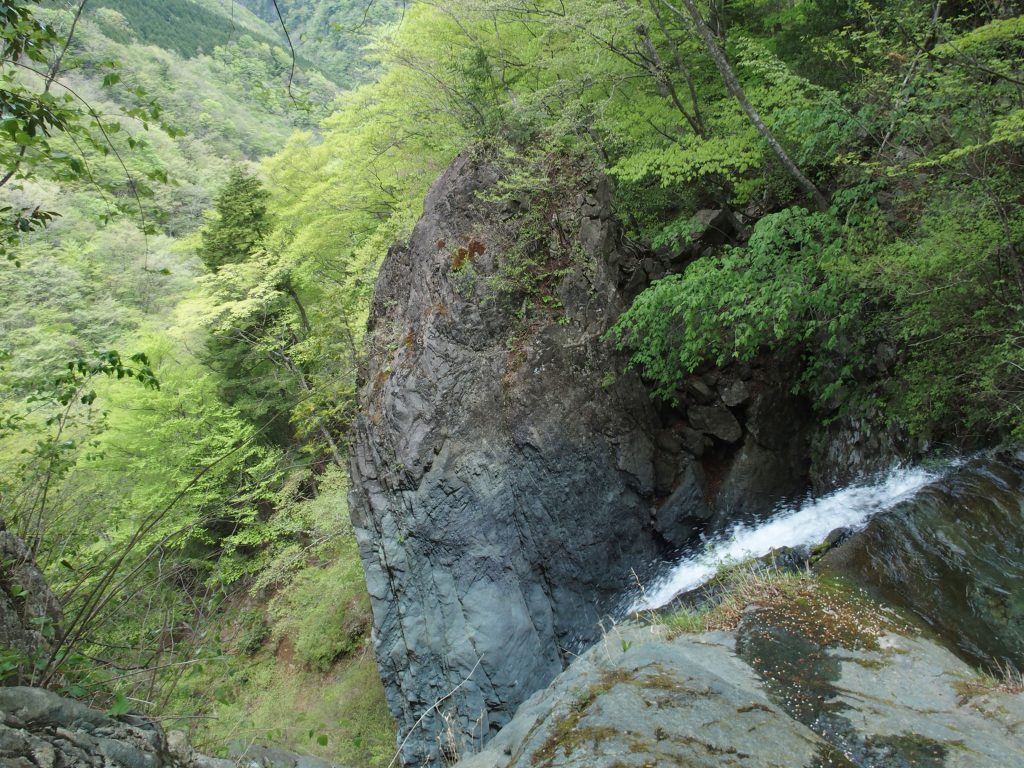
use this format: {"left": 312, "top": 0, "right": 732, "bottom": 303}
{"left": 633, "top": 465, "right": 947, "bottom": 612}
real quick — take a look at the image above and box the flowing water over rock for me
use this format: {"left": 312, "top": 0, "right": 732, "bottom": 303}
{"left": 347, "top": 151, "right": 821, "bottom": 765}
{"left": 457, "top": 455, "right": 1024, "bottom": 768}
{"left": 633, "top": 465, "right": 946, "bottom": 611}
{"left": 822, "top": 452, "right": 1024, "bottom": 669}
{"left": 635, "top": 453, "right": 1024, "bottom": 672}
{"left": 349, "top": 146, "right": 1024, "bottom": 766}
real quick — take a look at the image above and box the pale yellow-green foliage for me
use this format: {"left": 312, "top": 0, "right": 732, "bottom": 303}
{"left": 256, "top": 6, "right": 496, "bottom": 438}
{"left": 186, "top": 645, "right": 394, "bottom": 767}
{"left": 172, "top": 510, "right": 394, "bottom": 766}
{"left": 270, "top": 531, "right": 373, "bottom": 672}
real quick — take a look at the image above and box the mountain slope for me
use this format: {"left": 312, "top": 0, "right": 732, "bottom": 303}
{"left": 236, "top": 0, "right": 402, "bottom": 83}
{"left": 1, "top": 5, "right": 393, "bottom": 764}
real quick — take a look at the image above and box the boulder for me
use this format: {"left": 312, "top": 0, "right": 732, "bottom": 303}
{"left": 349, "top": 151, "right": 683, "bottom": 765}
{"left": 458, "top": 627, "right": 827, "bottom": 768}
{"left": 0, "top": 686, "right": 178, "bottom": 768}
{"left": 460, "top": 610, "right": 1024, "bottom": 768}
{"left": 719, "top": 378, "right": 750, "bottom": 408}
{"left": 688, "top": 404, "right": 742, "bottom": 443}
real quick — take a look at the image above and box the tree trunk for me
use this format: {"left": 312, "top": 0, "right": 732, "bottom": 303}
{"left": 282, "top": 280, "right": 311, "bottom": 334}
{"left": 658, "top": 0, "right": 829, "bottom": 212}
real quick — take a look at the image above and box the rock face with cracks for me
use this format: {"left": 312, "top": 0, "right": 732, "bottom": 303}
{"left": 457, "top": 618, "right": 1024, "bottom": 768}
{"left": 348, "top": 150, "right": 816, "bottom": 765}
{"left": 0, "top": 686, "right": 350, "bottom": 768}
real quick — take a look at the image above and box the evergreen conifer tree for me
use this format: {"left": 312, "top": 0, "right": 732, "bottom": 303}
{"left": 199, "top": 167, "right": 270, "bottom": 271}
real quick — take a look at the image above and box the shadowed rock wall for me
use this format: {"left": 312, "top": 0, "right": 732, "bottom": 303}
{"left": 0, "top": 521, "right": 63, "bottom": 687}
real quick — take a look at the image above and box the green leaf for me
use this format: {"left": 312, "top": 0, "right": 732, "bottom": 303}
{"left": 107, "top": 694, "right": 131, "bottom": 717}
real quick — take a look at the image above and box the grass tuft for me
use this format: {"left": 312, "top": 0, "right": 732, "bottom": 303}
{"left": 660, "top": 563, "right": 811, "bottom": 635}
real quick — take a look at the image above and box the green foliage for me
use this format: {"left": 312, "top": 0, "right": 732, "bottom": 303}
{"left": 1, "top": 0, "right": 354, "bottom": 694}
{"left": 476, "top": 149, "right": 594, "bottom": 324}
{"left": 236, "top": 608, "right": 271, "bottom": 655}
{"left": 89, "top": 0, "right": 293, "bottom": 61}
{"left": 179, "top": 643, "right": 394, "bottom": 767}
{"left": 1, "top": 0, "right": 157, "bottom": 262}
{"left": 199, "top": 167, "right": 270, "bottom": 271}
{"left": 0, "top": 646, "right": 31, "bottom": 683}
{"left": 610, "top": 207, "right": 857, "bottom": 400}
{"left": 232, "top": 0, "right": 1024, "bottom": 447}
{"left": 273, "top": 540, "right": 372, "bottom": 672}
{"left": 612, "top": 132, "right": 759, "bottom": 187}
{"left": 2, "top": 0, "right": 1023, "bottom": 758}
{"left": 0, "top": 0, "right": 393, "bottom": 759}
{"left": 601, "top": 4, "right": 1024, "bottom": 442}
{"left": 236, "top": 0, "right": 403, "bottom": 84}
{"left": 167, "top": 489, "right": 393, "bottom": 767}
{"left": 57, "top": 349, "right": 160, "bottom": 402}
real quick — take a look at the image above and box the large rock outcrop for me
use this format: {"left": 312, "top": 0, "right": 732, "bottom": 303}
{"left": 458, "top": 615, "right": 1024, "bottom": 768}
{"left": 348, "top": 151, "right": 816, "bottom": 764}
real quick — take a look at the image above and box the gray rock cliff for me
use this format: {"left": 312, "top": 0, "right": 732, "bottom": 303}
{"left": 348, "top": 150, "right": 817, "bottom": 764}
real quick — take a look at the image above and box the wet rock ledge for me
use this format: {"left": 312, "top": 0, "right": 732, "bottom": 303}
{"left": 459, "top": 595, "right": 1024, "bottom": 768}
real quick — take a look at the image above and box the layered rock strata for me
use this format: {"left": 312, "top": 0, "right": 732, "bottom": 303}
{"left": 349, "top": 151, "right": 816, "bottom": 764}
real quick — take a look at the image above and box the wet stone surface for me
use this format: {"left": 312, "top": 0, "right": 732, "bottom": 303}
{"left": 821, "top": 454, "right": 1024, "bottom": 670}
{"left": 457, "top": 607, "right": 1024, "bottom": 768}
{"left": 457, "top": 626, "right": 826, "bottom": 768}
{"left": 735, "top": 582, "right": 1024, "bottom": 767}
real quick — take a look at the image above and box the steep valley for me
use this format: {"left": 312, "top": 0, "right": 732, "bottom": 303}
{"left": 3, "top": 1, "right": 1024, "bottom": 768}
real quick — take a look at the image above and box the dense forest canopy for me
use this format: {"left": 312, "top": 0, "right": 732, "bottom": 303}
{"left": 2, "top": 0, "right": 1023, "bottom": 764}
{"left": 235, "top": 0, "right": 405, "bottom": 82}
{"left": 88, "top": 0, "right": 292, "bottom": 60}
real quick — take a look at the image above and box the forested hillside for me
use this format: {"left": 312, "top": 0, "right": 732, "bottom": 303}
{"left": 3, "top": 0, "right": 1024, "bottom": 766}
{"left": 231, "top": 0, "right": 1024, "bottom": 451}
{"left": 89, "top": 0, "right": 290, "bottom": 59}
{"left": 1, "top": 1, "right": 393, "bottom": 764}
{"left": 236, "top": 0, "right": 403, "bottom": 82}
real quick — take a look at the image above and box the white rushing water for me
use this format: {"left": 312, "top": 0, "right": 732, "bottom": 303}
{"left": 632, "top": 465, "right": 943, "bottom": 612}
